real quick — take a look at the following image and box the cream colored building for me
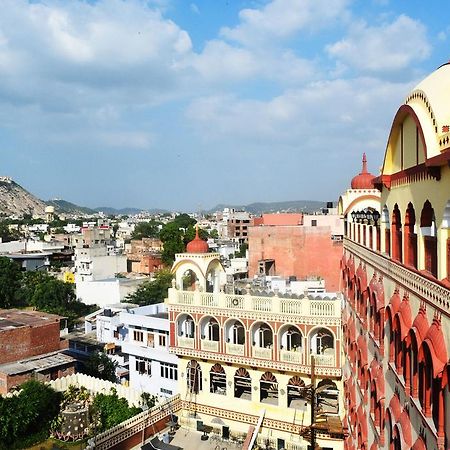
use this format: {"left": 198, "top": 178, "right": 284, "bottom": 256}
{"left": 167, "top": 231, "right": 345, "bottom": 449}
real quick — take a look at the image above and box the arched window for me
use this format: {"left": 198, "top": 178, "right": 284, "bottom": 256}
{"left": 182, "top": 269, "right": 198, "bottom": 291}
{"left": 260, "top": 372, "right": 278, "bottom": 405}
{"left": 186, "top": 360, "right": 202, "bottom": 394}
{"left": 287, "top": 375, "right": 306, "bottom": 408}
{"left": 234, "top": 367, "right": 251, "bottom": 400}
{"left": 280, "top": 325, "right": 302, "bottom": 351}
{"left": 210, "top": 363, "right": 226, "bottom": 395}
{"left": 420, "top": 200, "right": 437, "bottom": 277}
{"left": 391, "top": 204, "right": 402, "bottom": 262}
{"left": 404, "top": 203, "right": 417, "bottom": 268}
{"left": 252, "top": 322, "right": 273, "bottom": 348}
{"left": 178, "top": 314, "right": 195, "bottom": 338}
{"left": 200, "top": 317, "right": 219, "bottom": 341}
{"left": 310, "top": 328, "right": 334, "bottom": 355}
{"left": 382, "top": 205, "right": 390, "bottom": 255}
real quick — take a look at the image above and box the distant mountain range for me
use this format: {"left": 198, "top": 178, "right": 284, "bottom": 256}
{"left": 208, "top": 200, "right": 328, "bottom": 214}
{"left": 0, "top": 177, "right": 330, "bottom": 218}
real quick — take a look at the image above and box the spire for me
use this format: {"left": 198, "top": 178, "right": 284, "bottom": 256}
{"left": 362, "top": 153, "right": 368, "bottom": 174}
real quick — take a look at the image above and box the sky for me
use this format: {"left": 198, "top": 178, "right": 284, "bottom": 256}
{"left": 0, "top": 0, "right": 449, "bottom": 211}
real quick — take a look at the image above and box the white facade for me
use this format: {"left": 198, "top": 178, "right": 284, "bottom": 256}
{"left": 75, "top": 277, "right": 144, "bottom": 306}
{"left": 96, "top": 304, "right": 179, "bottom": 398}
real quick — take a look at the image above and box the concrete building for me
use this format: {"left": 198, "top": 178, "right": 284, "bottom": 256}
{"left": 126, "top": 238, "right": 163, "bottom": 275}
{"left": 341, "top": 64, "right": 450, "bottom": 450}
{"left": 96, "top": 304, "right": 179, "bottom": 397}
{"left": 0, "top": 309, "right": 75, "bottom": 394}
{"left": 248, "top": 213, "right": 344, "bottom": 291}
{"left": 167, "top": 233, "right": 345, "bottom": 449}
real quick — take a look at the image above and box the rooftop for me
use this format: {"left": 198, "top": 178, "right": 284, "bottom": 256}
{"left": 0, "top": 309, "right": 62, "bottom": 331}
{"left": 0, "top": 351, "right": 75, "bottom": 375}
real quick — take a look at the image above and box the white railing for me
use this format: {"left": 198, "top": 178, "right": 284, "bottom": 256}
{"left": 344, "top": 238, "right": 450, "bottom": 314}
{"left": 169, "top": 289, "right": 340, "bottom": 318}
{"left": 312, "top": 353, "right": 335, "bottom": 367}
{"left": 177, "top": 336, "right": 194, "bottom": 349}
{"left": 280, "top": 349, "right": 304, "bottom": 364}
{"left": 200, "top": 339, "right": 219, "bottom": 352}
{"left": 85, "top": 395, "right": 181, "bottom": 450}
{"left": 252, "top": 346, "right": 273, "bottom": 360}
{"left": 226, "top": 342, "right": 245, "bottom": 356}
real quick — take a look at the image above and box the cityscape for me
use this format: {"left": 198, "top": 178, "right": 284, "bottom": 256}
{"left": 0, "top": 1, "right": 449, "bottom": 450}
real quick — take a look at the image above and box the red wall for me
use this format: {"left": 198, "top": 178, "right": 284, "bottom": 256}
{"left": 248, "top": 226, "right": 343, "bottom": 291}
{"left": 0, "top": 321, "right": 61, "bottom": 365}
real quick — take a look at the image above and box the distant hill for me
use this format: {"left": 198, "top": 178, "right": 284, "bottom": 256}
{"left": 46, "top": 199, "right": 97, "bottom": 215}
{"left": 94, "top": 206, "right": 169, "bottom": 215}
{"left": 209, "top": 200, "right": 328, "bottom": 215}
{"left": 0, "top": 178, "right": 47, "bottom": 217}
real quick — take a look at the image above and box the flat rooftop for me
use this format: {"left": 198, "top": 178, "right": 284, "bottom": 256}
{"left": 0, "top": 351, "right": 75, "bottom": 375}
{"left": 0, "top": 309, "right": 62, "bottom": 331}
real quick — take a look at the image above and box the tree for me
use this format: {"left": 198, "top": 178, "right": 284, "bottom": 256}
{"left": 209, "top": 229, "right": 219, "bottom": 239}
{"left": 83, "top": 351, "right": 118, "bottom": 382}
{"left": 125, "top": 269, "right": 174, "bottom": 305}
{"left": 91, "top": 389, "right": 141, "bottom": 432}
{"left": 0, "top": 222, "right": 22, "bottom": 242}
{"left": 159, "top": 222, "right": 185, "bottom": 265}
{"left": 131, "top": 220, "right": 161, "bottom": 240}
{"left": 0, "top": 257, "right": 22, "bottom": 308}
{"left": 235, "top": 243, "right": 248, "bottom": 258}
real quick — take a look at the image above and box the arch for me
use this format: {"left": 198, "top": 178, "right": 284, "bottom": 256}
{"left": 411, "top": 437, "right": 426, "bottom": 450}
{"left": 186, "top": 360, "right": 202, "bottom": 394}
{"left": 260, "top": 371, "right": 278, "bottom": 405}
{"left": 382, "top": 205, "right": 391, "bottom": 255}
{"left": 234, "top": 367, "right": 251, "bottom": 400}
{"left": 309, "top": 327, "right": 335, "bottom": 355}
{"left": 391, "top": 204, "right": 403, "bottom": 262}
{"left": 251, "top": 321, "right": 274, "bottom": 348}
{"left": 199, "top": 315, "right": 220, "bottom": 341}
{"left": 177, "top": 313, "right": 195, "bottom": 338}
{"left": 420, "top": 200, "right": 438, "bottom": 277}
{"left": 210, "top": 363, "right": 226, "bottom": 395}
{"left": 279, "top": 324, "right": 303, "bottom": 351}
{"left": 287, "top": 375, "right": 306, "bottom": 408}
{"left": 404, "top": 202, "right": 418, "bottom": 268}
{"left": 224, "top": 318, "right": 245, "bottom": 345}
{"left": 182, "top": 269, "right": 198, "bottom": 291}
{"left": 205, "top": 259, "right": 223, "bottom": 293}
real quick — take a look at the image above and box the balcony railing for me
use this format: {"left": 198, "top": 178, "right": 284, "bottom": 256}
{"left": 344, "top": 238, "right": 450, "bottom": 314}
{"left": 280, "top": 349, "right": 305, "bottom": 364}
{"left": 312, "top": 353, "right": 335, "bottom": 366}
{"left": 252, "top": 346, "right": 273, "bottom": 360}
{"left": 200, "top": 339, "right": 219, "bottom": 352}
{"left": 177, "top": 336, "right": 194, "bottom": 349}
{"left": 168, "top": 289, "right": 341, "bottom": 318}
{"left": 226, "top": 342, "right": 245, "bottom": 356}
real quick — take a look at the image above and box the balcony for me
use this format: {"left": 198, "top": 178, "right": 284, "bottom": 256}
{"left": 177, "top": 337, "right": 194, "bottom": 349}
{"left": 280, "top": 349, "right": 305, "bottom": 364}
{"left": 226, "top": 342, "right": 245, "bottom": 356}
{"left": 200, "top": 339, "right": 219, "bottom": 352}
{"left": 252, "top": 346, "right": 272, "bottom": 360}
{"left": 344, "top": 238, "right": 450, "bottom": 314}
{"left": 312, "top": 353, "right": 335, "bottom": 367}
{"left": 168, "top": 288, "right": 341, "bottom": 319}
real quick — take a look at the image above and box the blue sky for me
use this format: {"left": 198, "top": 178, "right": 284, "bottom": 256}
{"left": 0, "top": 0, "right": 448, "bottom": 211}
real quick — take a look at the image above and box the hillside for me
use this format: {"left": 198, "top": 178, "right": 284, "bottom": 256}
{"left": 45, "top": 199, "right": 96, "bottom": 215}
{"left": 0, "top": 178, "right": 47, "bottom": 217}
{"left": 209, "top": 200, "right": 328, "bottom": 215}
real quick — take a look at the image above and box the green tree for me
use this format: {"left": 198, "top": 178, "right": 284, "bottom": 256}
{"left": 0, "top": 257, "right": 22, "bottom": 308}
{"left": 0, "top": 380, "right": 61, "bottom": 449}
{"left": 83, "top": 351, "right": 118, "bottom": 382}
{"left": 92, "top": 389, "right": 141, "bottom": 432}
{"left": 159, "top": 222, "right": 185, "bottom": 265}
{"left": 209, "top": 229, "right": 219, "bottom": 239}
{"left": 131, "top": 220, "right": 161, "bottom": 240}
{"left": 0, "top": 222, "right": 22, "bottom": 242}
{"left": 125, "top": 269, "right": 174, "bottom": 305}
{"left": 235, "top": 243, "right": 248, "bottom": 258}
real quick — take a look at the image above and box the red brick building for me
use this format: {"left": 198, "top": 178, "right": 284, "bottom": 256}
{"left": 0, "top": 310, "right": 75, "bottom": 393}
{"left": 248, "top": 214, "right": 344, "bottom": 291}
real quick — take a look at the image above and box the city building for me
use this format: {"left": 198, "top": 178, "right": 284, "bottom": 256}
{"left": 248, "top": 212, "right": 344, "bottom": 291}
{"left": 126, "top": 238, "right": 163, "bottom": 275}
{"left": 96, "top": 303, "right": 179, "bottom": 397}
{"left": 340, "top": 64, "right": 450, "bottom": 450}
{"left": 0, "top": 309, "right": 74, "bottom": 394}
{"left": 167, "top": 233, "right": 345, "bottom": 449}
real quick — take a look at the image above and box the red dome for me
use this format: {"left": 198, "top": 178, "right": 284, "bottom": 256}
{"left": 351, "top": 153, "right": 376, "bottom": 189}
{"left": 186, "top": 226, "right": 209, "bottom": 253}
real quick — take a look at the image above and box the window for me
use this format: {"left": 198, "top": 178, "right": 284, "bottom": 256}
{"left": 147, "top": 333, "right": 155, "bottom": 347}
{"left": 311, "top": 220, "right": 317, "bottom": 227}
{"left": 133, "top": 330, "right": 144, "bottom": 342}
{"left": 113, "top": 330, "right": 119, "bottom": 339}
{"left": 159, "top": 334, "right": 167, "bottom": 347}
{"left": 161, "top": 388, "right": 173, "bottom": 395}
{"left": 160, "top": 362, "right": 178, "bottom": 380}
{"left": 135, "top": 357, "right": 151, "bottom": 375}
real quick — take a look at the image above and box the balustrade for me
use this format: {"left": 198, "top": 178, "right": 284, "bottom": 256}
{"left": 280, "top": 349, "right": 304, "bottom": 364}
{"left": 252, "top": 346, "right": 273, "bottom": 360}
{"left": 177, "top": 336, "right": 194, "bottom": 349}
{"left": 226, "top": 342, "right": 245, "bottom": 356}
{"left": 200, "top": 339, "right": 219, "bottom": 352}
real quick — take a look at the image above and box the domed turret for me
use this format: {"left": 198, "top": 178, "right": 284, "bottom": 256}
{"left": 351, "top": 153, "right": 376, "bottom": 189}
{"left": 186, "top": 225, "right": 208, "bottom": 253}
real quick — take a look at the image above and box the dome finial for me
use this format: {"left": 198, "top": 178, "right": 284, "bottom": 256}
{"left": 362, "top": 153, "right": 368, "bottom": 173}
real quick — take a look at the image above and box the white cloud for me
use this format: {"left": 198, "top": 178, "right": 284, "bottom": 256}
{"left": 221, "top": 0, "right": 349, "bottom": 46}
{"left": 190, "top": 3, "right": 200, "bottom": 15}
{"left": 326, "top": 15, "right": 431, "bottom": 74}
